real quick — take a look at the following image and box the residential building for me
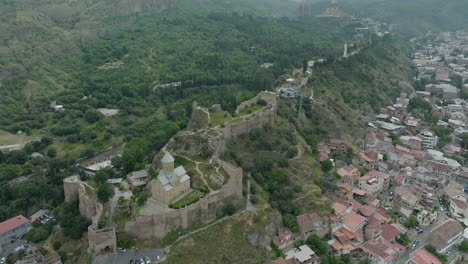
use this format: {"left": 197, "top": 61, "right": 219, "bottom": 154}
{"left": 128, "top": 169, "right": 149, "bottom": 188}
{"left": 443, "top": 180, "right": 466, "bottom": 201}
{"left": 406, "top": 247, "right": 442, "bottom": 264}
{"left": 273, "top": 227, "right": 294, "bottom": 251}
{"left": 360, "top": 240, "right": 399, "bottom": 264}
{"left": 328, "top": 139, "right": 350, "bottom": 153}
{"left": 296, "top": 213, "right": 323, "bottom": 239}
{"left": 427, "top": 220, "right": 463, "bottom": 253}
{"left": 358, "top": 176, "right": 384, "bottom": 196}
{"left": 0, "top": 215, "right": 31, "bottom": 246}
{"left": 429, "top": 161, "right": 453, "bottom": 181}
{"left": 416, "top": 209, "right": 438, "bottom": 226}
{"left": 393, "top": 186, "right": 420, "bottom": 218}
{"left": 285, "top": 245, "right": 319, "bottom": 264}
{"left": 418, "top": 131, "right": 438, "bottom": 149}
{"left": 400, "top": 136, "right": 422, "bottom": 150}
{"left": 338, "top": 165, "right": 360, "bottom": 186}
{"left": 342, "top": 211, "right": 366, "bottom": 233}
{"left": 317, "top": 143, "right": 331, "bottom": 162}
{"left": 365, "top": 171, "right": 390, "bottom": 190}
{"left": 449, "top": 198, "right": 468, "bottom": 218}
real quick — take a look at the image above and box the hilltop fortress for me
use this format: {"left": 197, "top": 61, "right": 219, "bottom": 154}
{"left": 63, "top": 90, "right": 277, "bottom": 253}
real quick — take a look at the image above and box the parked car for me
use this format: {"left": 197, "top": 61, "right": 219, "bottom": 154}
{"left": 1, "top": 257, "right": 6, "bottom": 264}
{"left": 118, "top": 248, "right": 126, "bottom": 252}
{"left": 129, "top": 260, "right": 134, "bottom": 264}
{"left": 145, "top": 258, "right": 151, "bottom": 264}
{"left": 156, "top": 255, "right": 160, "bottom": 261}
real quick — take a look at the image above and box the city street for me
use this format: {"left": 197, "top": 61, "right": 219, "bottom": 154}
{"left": 92, "top": 249, "right": 165, "bottom": 264}
{"left": 395, "top": 208, "right": 451, "bottom": 264}
{"left": 0, "top": 239, "right": 27, "bottom": 260}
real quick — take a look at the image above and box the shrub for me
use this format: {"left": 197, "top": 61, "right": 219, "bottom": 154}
{"left": 52, "top": 241, "right": 62, "bottom": 251}
{"left": 224, "top": 204, "right": 236, "bottom": 216}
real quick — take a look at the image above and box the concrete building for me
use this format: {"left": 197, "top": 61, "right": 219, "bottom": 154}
{"left": 0, "top": 215, "right": 31, "bottom": 246}
{"left": 296, "top": 213, "right": 323, "bottom": 239}
{"left": 360, "top": 240, "right": 399, "bottom": 264}
{"left": 127, "top": 169, "right": 149, "bottom": 188}
{"left": 418, "top": 131, "right": 438, "bottom": 149}
{"left": 151, "top": 152, "right": 191, "bottom": 204}
{"left": 427, "top": 220, "right": 463, "bottom": 253}
{"left": 393, "top": 187, "right": 420, "bottom": 218}
{"left": 285, "top": 245, "right": 319, "bottom": 264}
{"left": 328, "top": 139, "right": 350, "bottom": 153}
{"left": 358, "top": 176, "right": 384, "bottom": 196}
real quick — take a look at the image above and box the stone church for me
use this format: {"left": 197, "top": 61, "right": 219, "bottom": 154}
{"left": 151, "top": 152, "right": 191, "bottom": 204}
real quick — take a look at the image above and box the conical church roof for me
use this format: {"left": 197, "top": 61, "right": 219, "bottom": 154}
{"left": 162, "top": 152, "right": 175, "bottom": 163}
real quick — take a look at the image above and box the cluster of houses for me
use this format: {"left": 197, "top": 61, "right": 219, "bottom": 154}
{"left": 269, "top": 31, "right": 467, "bottom": 264}
{"left": 413, "top": 31, "right": 468, "bottom": 84}
{"left": 0, "top": 213, "right": 62, "bottom": 264}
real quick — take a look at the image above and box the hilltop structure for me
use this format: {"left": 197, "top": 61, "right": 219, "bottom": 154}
{"left": 151, "top": 152, "right": 191, "bottom": 204}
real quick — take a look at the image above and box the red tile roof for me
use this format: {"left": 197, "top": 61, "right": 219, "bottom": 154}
{"left": 0, "top": 215, "right": 30, "bottom": 235}
{"left": 359, "top": 205, "right": 376, "bottom": 217}
{"left": 410, "top": 248, "right": 442, "bottom": 264}
{"left": 296, "top": 213, "right": 322, "bottom": 233}
{"left": 382, "top": 223, "right": 400, "bottom": 241}
{"left": 366, "top": 171, "right": 390, "bottom": 179}
{"left": 343, "top": 211, "right": 366, "bottom": 231}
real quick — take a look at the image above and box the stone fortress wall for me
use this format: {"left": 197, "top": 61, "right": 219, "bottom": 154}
{"left": 125, "top": 91, "right": 278, "bottom": 241}
{"left": 64, "top": 90, "right": 278, "bottom": 245}
{"left": 63, "top": 176, "right": 117, "bottom": 254}
{"left": 124, "top": 160, "right": 243, "bottom": 240}
{"left": 224, "top": 91, "right": 277, "bottom": 141}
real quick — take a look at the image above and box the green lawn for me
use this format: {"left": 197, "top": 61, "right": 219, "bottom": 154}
{"left": 170, "top": 190, "right": 203, "bottom": 208}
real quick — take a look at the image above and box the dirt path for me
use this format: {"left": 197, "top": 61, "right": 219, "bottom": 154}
{"left": 175, "top": 153, "right": 212, "bottom": 191}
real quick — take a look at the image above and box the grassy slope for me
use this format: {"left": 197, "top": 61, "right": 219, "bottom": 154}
{"left": 164, "top": 209, "right": 277, "bottom": 264}
{"left": 300, "top": 35, "right": 413, "bottom": 139}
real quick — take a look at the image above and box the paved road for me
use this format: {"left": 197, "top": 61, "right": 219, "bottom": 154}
{"left": 0, "top": 239, "right": 27, "bottom": 259}
{"left": 395, "top": 207, "right": 450, "bottom": 264}
{"left": 93, "top": 249, "right": 165, "bottom": 264}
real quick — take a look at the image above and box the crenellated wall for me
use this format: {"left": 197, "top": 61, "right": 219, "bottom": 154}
{"left": 63, "top": 176, "right": 117, "bottom": 254}
{"left": 223, "top": 107, "right": 276, "bottom": 141}
{"left": 235, "top": 91, "right": 277, "bottom": 113}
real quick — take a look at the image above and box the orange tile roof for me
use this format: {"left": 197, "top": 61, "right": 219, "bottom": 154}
{"left": 343, "top": 211, "right": 366, "bottom": 231}
{"left": 410, "top": 248, "right": 442, "bottom": 264}
{"left": 0, "top": 215, "right": 30, "bottom": 235}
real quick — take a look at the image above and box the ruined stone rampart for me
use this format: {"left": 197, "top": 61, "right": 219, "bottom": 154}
{"left": 124, "top": 91, "right": 276, "bottom": 241}
{"left": 124, "top": 160, "right": 243, "bottom": 240}
{"left": 63, "top": 176, "right": 117, "bottom": 254}
{"left": 235, "top": 91, "right": 277, "bottom": 113}
{"left": 63, "top": 175, "right": 81, "bottom": 203}
{"left": 223, "top": 107, "right": 276, "bottom": 141}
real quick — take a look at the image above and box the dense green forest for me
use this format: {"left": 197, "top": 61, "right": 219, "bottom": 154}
{"left": 0, "top": 2, "right": 361, "bottom": 222}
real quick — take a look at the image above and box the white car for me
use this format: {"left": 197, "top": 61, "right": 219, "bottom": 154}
{"left": 1, "top": 257, "right": 6, "bottom": 264}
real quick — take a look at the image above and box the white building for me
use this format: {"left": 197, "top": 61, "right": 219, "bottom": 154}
{"left": 418, "top": 131, "right": 438, "bottom": 149}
